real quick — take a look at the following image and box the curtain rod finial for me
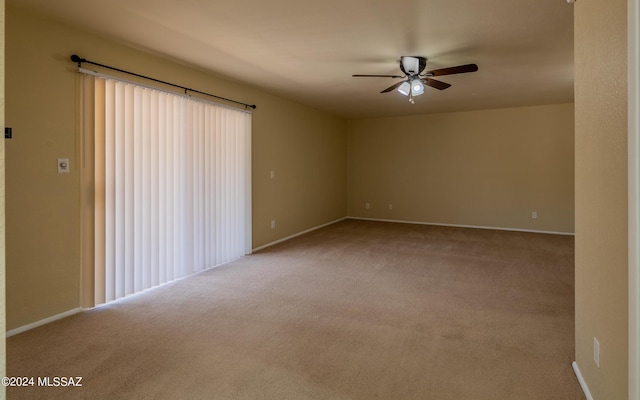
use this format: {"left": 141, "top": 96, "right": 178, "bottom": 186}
{"left": 70, "top": 55, "right": 87, "bottom": 68}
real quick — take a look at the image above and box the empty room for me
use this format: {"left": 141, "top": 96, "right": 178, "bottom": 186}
{"left": 1, "top": 0, "right": 636, "bottom": 399}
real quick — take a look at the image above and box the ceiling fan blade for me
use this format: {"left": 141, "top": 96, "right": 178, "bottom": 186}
{"left": 381, "top": 81, "right": 406, "bottom": 93}
{"left": 426, "top": 64, "right": 478, "bottom": 77}
{"left": 353, "top": 74, "right": 404, "bottom": 78}
{"left": 423, "top": 77, "right": 452, "bottom": 90}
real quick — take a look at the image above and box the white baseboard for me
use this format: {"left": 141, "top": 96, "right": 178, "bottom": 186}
{"left": 347, "top": 216, "right": 575, "bottom": 236}
{"left": 7, "top": 308, "right": 84, "bottom": 338}
{"left": 572, "top": 361, "right": 594, "bottom": 400}
{"left": 252, "top": 217, "right": 347, "bottom": 252}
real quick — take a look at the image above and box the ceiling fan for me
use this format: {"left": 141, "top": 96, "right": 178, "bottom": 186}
{"left": 353, "top": 56, "right": 478, "bottom": 103}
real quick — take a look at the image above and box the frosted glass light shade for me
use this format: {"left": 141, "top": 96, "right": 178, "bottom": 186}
{"left": 411, "top": 79, "right": 424, "bottom": 96}
{"left": 397, "top": 81, "right": 411, "bottom": 96}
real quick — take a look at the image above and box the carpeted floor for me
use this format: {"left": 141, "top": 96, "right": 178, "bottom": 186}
{"left": 7, "top": 219, "right": 585, "bottom": 399}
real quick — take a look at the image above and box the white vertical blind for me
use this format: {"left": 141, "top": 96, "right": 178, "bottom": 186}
{"left": 92, "top": 76, "right": 251, "bottom": 305}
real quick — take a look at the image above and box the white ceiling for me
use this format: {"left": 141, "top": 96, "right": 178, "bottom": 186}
{"left": 9, "top": 0, "right": 574, "bottom": 119}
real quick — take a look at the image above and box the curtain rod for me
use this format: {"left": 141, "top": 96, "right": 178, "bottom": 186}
{"left": 70, "top": 54, "right": 257, "bottom": 110}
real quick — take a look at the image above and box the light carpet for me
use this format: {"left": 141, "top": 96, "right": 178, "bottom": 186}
{"left": 7, "top": 219, "right": 585, "bottom": 399}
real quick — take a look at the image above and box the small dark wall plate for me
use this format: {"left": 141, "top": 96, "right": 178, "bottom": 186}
{"left": 5, "top": 127, "right": 12, "bottom": 139}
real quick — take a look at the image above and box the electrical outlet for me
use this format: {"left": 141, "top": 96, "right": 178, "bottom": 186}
{"left": 531, "top": 211, "right": 538, "bottom": 219}
{"left": 271, "top": 220, "right": 276, "bottom": 229}
{"left": 388, "top": 204, "right": 393, "bottom": 210}
{"left": 594, "top": 337, "right": 600, "bottom": 368}
{"left": 270, "top": 171, "right": 275, "bottom": 179}
{"left": 365, "top": 202, "right": 370, "bottom": 209}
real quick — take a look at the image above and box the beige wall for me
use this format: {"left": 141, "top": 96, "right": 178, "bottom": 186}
{"left": 252, "top": 100, "right": 347, "bottom": 247}
{"left": 5, "top": 6, "right": 347, "bottom": 330}
{"left": 348, "top": 104, "right": 575, "bottom": 233}
{"left": 1, "top": 0, "right": 6, "bottom": 397}
{"left": 574, "top": 0, "right": 628, "bottom": 398}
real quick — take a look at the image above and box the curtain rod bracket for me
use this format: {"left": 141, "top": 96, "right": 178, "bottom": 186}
{"left": 70, "top": 54, "right": 256, "bottom": 110}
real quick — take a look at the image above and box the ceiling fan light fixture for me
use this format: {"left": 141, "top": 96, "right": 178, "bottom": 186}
{"left": 397, "top": 81, "right": 411, "bottom": 96}
{"left": 353, "top": 56, "right": 478, "bottom": 102}
{"left": 411, "top": 79, "right": 425, "bottom": 96}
